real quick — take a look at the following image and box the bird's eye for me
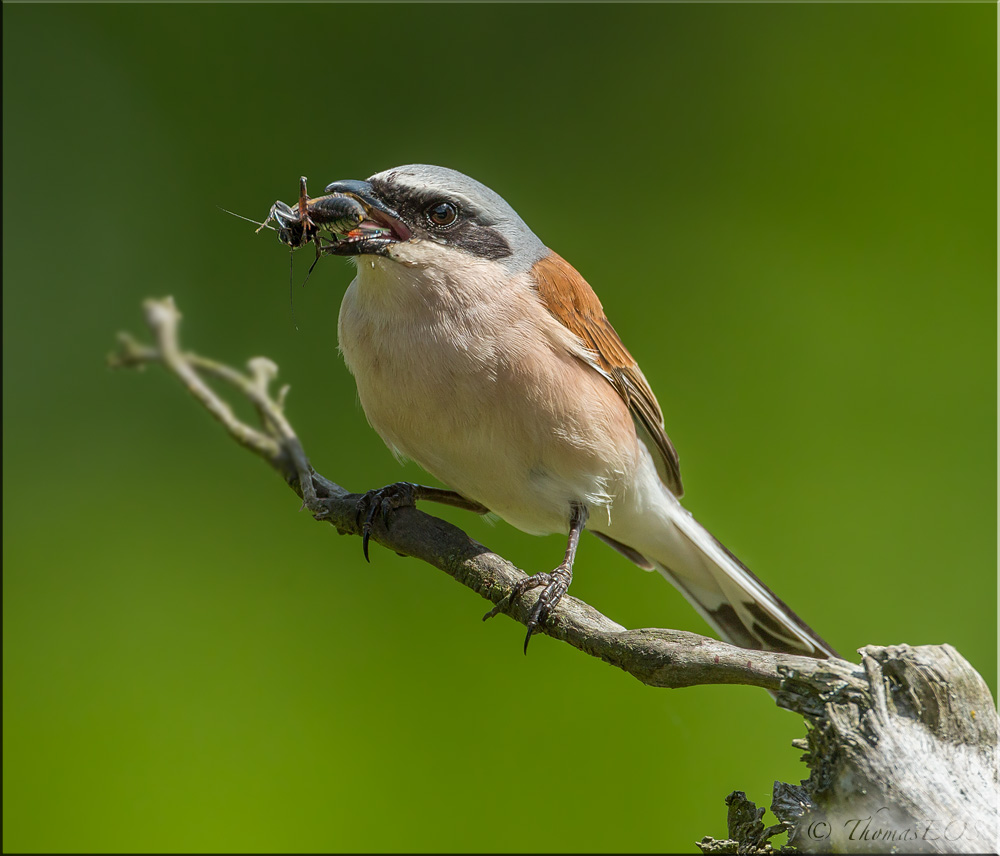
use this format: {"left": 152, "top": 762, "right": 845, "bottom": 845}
{"left": 426, "top": 201, "right": 458, "bottom": 227}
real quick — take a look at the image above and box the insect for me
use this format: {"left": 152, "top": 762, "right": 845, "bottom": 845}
{"left": 255, "top": 176, "right": 372, "bottom": 305}
{"left": 259, "top": 176, "right": 367, "bottom": 253}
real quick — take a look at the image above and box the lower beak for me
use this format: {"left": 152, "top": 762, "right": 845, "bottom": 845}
{"left": 321, "top": 179, "right": 411, "bottom": 255}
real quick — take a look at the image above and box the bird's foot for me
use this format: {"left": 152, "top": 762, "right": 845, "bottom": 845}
{"left": 483, "top": 562, "right": 573, "bottom": 653}
{"left": 355, "top": 481, "right": 418, "bottom": 561}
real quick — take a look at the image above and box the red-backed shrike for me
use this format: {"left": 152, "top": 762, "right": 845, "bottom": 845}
{"left": 286, "top": 164, "right": 836, "bottom": 658}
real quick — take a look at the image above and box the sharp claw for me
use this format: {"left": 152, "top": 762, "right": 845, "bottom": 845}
{"left": 523, "top": 599, "right": 547, "bottom": 653}
{"left": 523, "top": 625, "right": 535, "bottom": 654}
{"left": 355, "top": 483, "right": 420, "bottom": 563}
{"left": 361, "top": 497, "right": 381, "bottom": 562}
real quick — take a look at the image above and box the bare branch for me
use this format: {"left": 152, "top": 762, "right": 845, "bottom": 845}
{"left": 112, "top": 298, "right": 998, "bottom": 853}
{"left": 108, "top": 296, "right": 853, "bottom": 692}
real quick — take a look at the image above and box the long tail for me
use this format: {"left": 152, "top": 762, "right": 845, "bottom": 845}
{"left": 600, "top": 492, "right": 838, "bottom": 659}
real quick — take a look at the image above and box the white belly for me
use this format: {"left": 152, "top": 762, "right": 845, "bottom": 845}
{"left": 336, "top": 253, "right": 641, "bottom": 536}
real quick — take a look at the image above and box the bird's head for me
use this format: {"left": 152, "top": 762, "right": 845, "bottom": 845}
{"left": 322, "top": 165, "right": 547, "bottom": 275}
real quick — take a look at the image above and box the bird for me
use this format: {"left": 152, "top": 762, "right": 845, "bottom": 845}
{"left": 306, "top": 164, "right": 837, "bottom": 659}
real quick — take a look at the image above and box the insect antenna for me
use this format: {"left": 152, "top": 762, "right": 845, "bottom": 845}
{"left": 217, "top": 206, "right": 276, "bottom": 231}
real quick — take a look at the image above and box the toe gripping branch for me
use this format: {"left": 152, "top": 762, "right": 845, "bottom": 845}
{"left": 355, "top": 482, "right": 489, "bottom": 561}
{"left": 483, "top": 503, "right": 588, "bottom": 653}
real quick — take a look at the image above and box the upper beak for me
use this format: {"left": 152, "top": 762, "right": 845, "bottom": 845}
{"left": 323, "top": 179, "right": 412, "bottom": 247}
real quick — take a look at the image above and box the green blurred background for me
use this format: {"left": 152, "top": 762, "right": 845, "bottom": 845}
{"left": 3, "top": 4, "right": 995, "bottom": 853}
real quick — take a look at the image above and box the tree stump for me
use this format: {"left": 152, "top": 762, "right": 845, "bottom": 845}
{"left": 699, "top": 644, "right": 998, "bottom": 853}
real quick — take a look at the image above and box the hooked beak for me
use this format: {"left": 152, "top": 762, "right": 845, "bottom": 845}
{"left": 322, "top": 179, "right": 411, "bottom": 255}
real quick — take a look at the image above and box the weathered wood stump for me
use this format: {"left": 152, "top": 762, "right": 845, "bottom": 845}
{"left": 699, "top": 644, "right": 998, "bottom": 854}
